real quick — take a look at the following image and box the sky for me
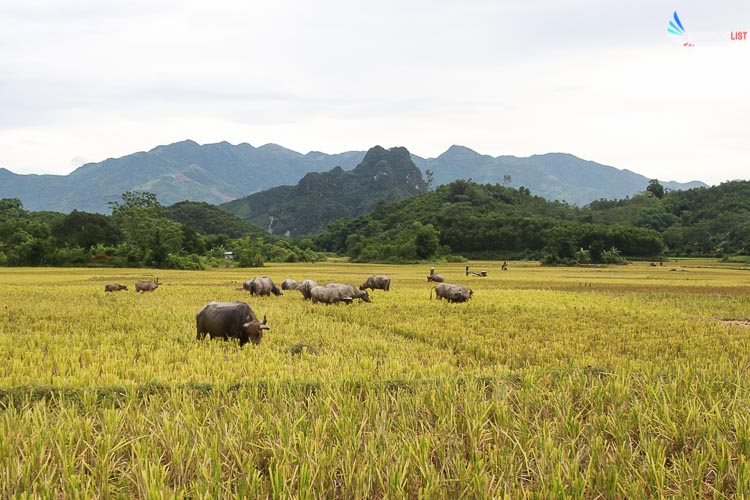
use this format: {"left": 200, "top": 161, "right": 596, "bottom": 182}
{"left": 1, "top": 0, "right": 748, "bottom": 185}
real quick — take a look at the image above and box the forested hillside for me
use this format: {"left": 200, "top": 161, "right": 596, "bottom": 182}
{"left": 2, "top": 180, "right": 748, "bottom": 268}
{"left": 585, "top": 180, "right": 750, "bottom": 256}
{"left": 221, "top": 146, "right": 423, "bottom": 236}
{"left": 315, "top": 180, "right": 750, "bottom": 263}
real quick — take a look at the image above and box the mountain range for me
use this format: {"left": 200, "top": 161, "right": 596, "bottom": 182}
{"left": 221, "top": 146, "right": 422, "bottom": 236}
{"left": 410, "top": 146, "right": 707, "bottom": 206}
{"left": 0, "top": 140, "right": 706, "bottom": 213}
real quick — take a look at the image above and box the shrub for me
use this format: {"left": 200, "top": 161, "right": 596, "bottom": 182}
{"left": 163, "top": 254, "right": 204, "bottom": 270}
{"left": 600, "top": 246, "right": 627, "bottom": 264}
{"left": 445, "top": 255, "right": 468, "bottom": 263}
{"left": 48, "top": 246, "right": 89, "bottom": 266}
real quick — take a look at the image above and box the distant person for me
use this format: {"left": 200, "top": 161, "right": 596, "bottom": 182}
{"left": 430, "top": 267, "right": 435, "bottom": 276}
{"left": 502, "top": 261, "right": 508, "bottom": 271}
{"left": 465, "top": 265, "right": 470, "bottom": 276}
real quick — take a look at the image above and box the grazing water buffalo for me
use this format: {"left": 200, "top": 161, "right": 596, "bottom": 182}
{"left": 104, "top": 284, "right": 128, "bottom": 292}
{"left": 327, "top": 283, "right": 371, "bottom": 303}
{"left": 359, "top": 275, "right": 391, "bottom": 292}
{"left": 431, "top": 283, "right": 473, "bottom": 303}
{"left": 135, "top": 278, "right": 159, "bottom": 292}
{"left": 243, "top": 277, "right": 282, "bottom": 296}
{"left": 310, "top": 286, "right": 354, "bottom": 305}
{"left": 196, "top": 301, "right": 269, "bottom": 346}
{"left": 299, "top": 279, "right": 318, "bottom": 300}
{"left": 427, "top": 274, "right": 444, "bottom": 283}
{"left": 281, "top": 279, "right": 300, "bottom": 291}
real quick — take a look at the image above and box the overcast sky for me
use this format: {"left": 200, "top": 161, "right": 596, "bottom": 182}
{"left": 1, "top": 0, "right": 748, "bottom": 184}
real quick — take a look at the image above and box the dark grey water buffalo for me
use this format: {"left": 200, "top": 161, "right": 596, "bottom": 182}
{"left": 299, "top": 279, "right": 318, "bottom": 300}
{"left": 310, "top": 286, "right": 354, "bottom": 305}
{"left": 431, "top": 283, "right": 473, "bottom": 303}
{"left": 327, "top": 283, "right": 371, "bottom": 303}
{"left": 427, "top": 274, "right": 444, "bottom": 283}
{"left": 281, "top": 279, "right": 300, "bottom": 291}
{"left": 135, "top": 278, "right": 159, "bottom": 292}
{"left": 243, "top": 277, "right": 282, "bottom": 296}
{"left": 359, "top": 275, "right": 391, "bottom": 292}
{"left": 196, "top": 301, "right": 269, "bottom": 346}
{"left": 104, "top": 283, "right": 128, "bottom": 292}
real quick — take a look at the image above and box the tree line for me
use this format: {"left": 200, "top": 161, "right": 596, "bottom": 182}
{"left": 3, "top": 179, "right": 748, "bottom": 268}
{"left": 0, "top": 192, "right": 324, "bottom": 268}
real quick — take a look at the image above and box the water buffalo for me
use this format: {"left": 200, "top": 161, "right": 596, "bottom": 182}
{"left": 104, "top": 284, "right": 128, "bottom": 292}
{"left": 359, "top": 275, "right": 391, "bottom": 292}
{"left": 310, "top": 286, "right": 354, "bottom": 305}
{"left": 281, "top": 279, "right": 300, "bottom": 291}
{"left": 135, "top": 278, "right": 159, "bottom": 292}
{"left": 427, "top": 274, "right": 444, "bottom": 283}
{"left": 243, "top": 277, "right": 282, "bottom": 296}
{"left": 431, "top": 283, "right": 473, "bottom": 303}
{"left": 327, "top": 283, "right": 371, "bottom": 303}
{"left": 196, "top": 301, "right": 269, "bottom": 346}
{"left": 299, "top": 279, "right": 318, "bottom": 300}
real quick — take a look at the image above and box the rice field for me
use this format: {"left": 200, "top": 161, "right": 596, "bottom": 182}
{"left": 1, "top": 260, "right": 750, "bottom": 497}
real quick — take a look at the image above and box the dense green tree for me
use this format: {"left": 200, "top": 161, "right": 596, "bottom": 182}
{"left": 413, "top": 223, "right": 441, "bottom": 259}
{"left": 636, "top": 207, "right": 679, "bottom": 232}
{"left": 0, "top": 199, "right": 58, "bottom": 265}
{"left": 180, "top": 225, "right": 206, "bottom": 255}
{"left": 52, "top": 211, "right": 123, "bottom": 250}
{"left": 109, "top": 192, "right": 184, "bottom": 262}
{"left": 109, "top": 191, "right": 163, "bottom": 216}
{"left": 234, "top": 237, "right": 265, "bottom": 267}
{"left": 647, "top": 179, "right": 665, "bottom": 199}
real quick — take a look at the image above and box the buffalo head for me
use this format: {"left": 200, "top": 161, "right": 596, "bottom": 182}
{"left": 242, "top": 315, "right": 270, "bottom": 345}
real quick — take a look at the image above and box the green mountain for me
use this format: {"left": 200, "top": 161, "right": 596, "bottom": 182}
{"left": 412, "top": 146, "right": 706, "bottom": 206}
{"left": 0, "top": 141, "right": 707, "bottom": 214}
{"left": 315, "top": 179, "right": 750, "bottom": 262}
{"left": 585, "top": 180, "right": 750, "bottom": 256}
{"left": 221, "top": 146, "right": 423, "bottom": 236}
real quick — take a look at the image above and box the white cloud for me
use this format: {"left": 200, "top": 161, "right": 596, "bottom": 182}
{"left": 0, "top": 0, "right": 748, "bottom": 185}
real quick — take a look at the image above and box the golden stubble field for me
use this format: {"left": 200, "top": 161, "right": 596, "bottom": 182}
{"left": 1, "top": 260, "right": 750, "bottom": 497}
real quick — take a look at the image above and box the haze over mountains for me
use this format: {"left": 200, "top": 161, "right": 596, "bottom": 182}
{"left": 0, "top": 140, "right": 706, "bottom": 214}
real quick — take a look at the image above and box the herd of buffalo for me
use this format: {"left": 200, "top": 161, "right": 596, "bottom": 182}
{"left": 103, "top": 272, "right": 474, "bottom": 347}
